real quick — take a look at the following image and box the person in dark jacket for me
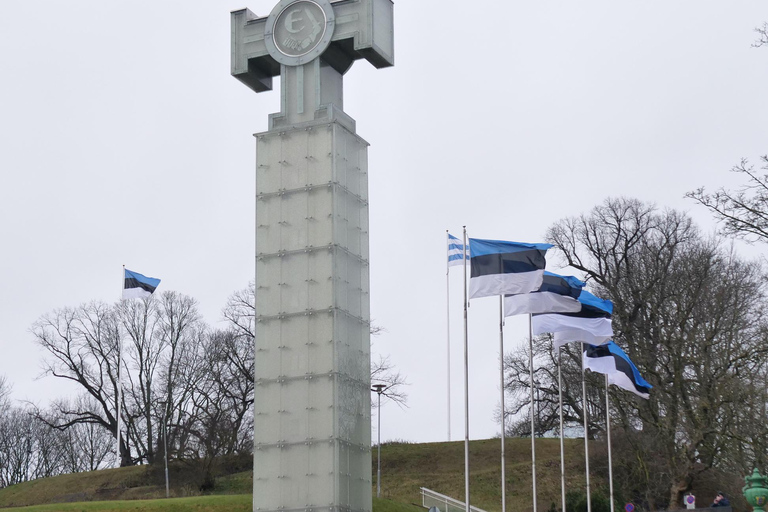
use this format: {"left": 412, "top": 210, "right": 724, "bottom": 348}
{"left": 711, "top": 492, "right": 731, "bottom": 508}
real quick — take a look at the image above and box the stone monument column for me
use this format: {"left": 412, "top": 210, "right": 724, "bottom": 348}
{"left": 231, "top": 2, "right": 393, "bottom": 512}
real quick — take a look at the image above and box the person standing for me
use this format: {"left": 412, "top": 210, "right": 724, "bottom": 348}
{"left": 711, "top": 492, "right": 731, "bottom": 508}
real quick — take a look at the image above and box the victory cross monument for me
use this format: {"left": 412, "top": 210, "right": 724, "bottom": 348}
{"left": 230, "top": 1, "right": 394, "bottom": 511}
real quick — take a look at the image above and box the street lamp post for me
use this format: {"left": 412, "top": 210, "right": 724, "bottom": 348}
{"left": 159, "top": 401, "right": 170, "bottom": 498}
{"left": 371, "top": 383, "right": 387, "bottom": 498}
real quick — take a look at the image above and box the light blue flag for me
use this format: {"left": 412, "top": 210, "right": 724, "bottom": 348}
{"left": 123, "top": 268, "right": 161, "bottom": 299}
{"left": 447, "top": 233, "right": 466, "bottom": 268}
{"left": 468, "top": 238, "right": 552, "bottom": 298}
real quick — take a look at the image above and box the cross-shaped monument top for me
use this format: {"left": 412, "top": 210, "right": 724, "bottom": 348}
{"left": 232, "top": 0, "right": 394, "bottom": 128}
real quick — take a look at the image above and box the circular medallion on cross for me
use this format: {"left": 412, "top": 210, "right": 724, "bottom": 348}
{"left": 265, "top": 0, "right": 336, "bottom": 66}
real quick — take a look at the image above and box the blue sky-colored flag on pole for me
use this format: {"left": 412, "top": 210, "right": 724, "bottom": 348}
{"left": 447, "top": 233, "right": 466, "bottom": 268}
{"left": 468, "top": 238, "right": 552, "bottom": 299}
{"left": 122, "top": 268, "right": 161, "bottom": 300}
{"left": 583, "top": 341, "right": 652, "bottom": 399}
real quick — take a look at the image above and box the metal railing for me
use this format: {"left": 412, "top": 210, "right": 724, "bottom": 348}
{"left": 420, "top": 487, "right": 488, "bottom": 512}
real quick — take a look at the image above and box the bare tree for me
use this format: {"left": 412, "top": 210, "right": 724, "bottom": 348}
{"left": 686, "top": 30, "right": 766, "bottom": 248}
{"left": 502, "top": 336, "right": 603, "bottom": 438}
{"left": 26, "top": 280, "right": 407, "bottom": 481}
{"left": 754, "top": 22, "right": 768, "bottom": 48}
{"left": 31, "top": 302, "right": 124, "bottom": 461}
{"left": 687, "top": 156, "right": 768, "bottom": 243}
{"left": 46, "top": 396, "right": 116, "bottom": 472}
{"left": 169, "top": 328, "right": 254, "bottom": 463}
{"left": 0, "top": 375, "right": 10, "bottom": 412}
{"left": 222, "top": 284, "right": 254, "bottom": 340}
{"left": 0, "top": 405, "right": 69, "bottom": 486}
{"left": 370, "top": 355, "right": 408, "bottom": 407}
{"left": 0, "top": 400, "right": 113, "bottom": 487}
{"left": 29, "top": 413, "right": 66, "bottom": 479}
{"left": 32, "top": 292, "right": 204, "bottom": 467}
{"left": 202, "top": 329, "right": 254, "bottom": 452}
{"left": 118, "top": 291, "right": 204, "bottom": 465}
{"left": 545, "top": 197, "right": 768, "bottom": 509}
{"left": 155, "top": 291, "right": 205, "bottom": 462}
{"left": 118, "top": 296, "right": 162, "bottom": 464}
{"left": 0, "top": 407, "right": 35, "bottom": 487}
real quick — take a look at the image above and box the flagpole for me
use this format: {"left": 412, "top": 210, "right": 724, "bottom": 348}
{"left": 529, "top": 315, "right": 537, "bottom": 512}
{"left": 558, "top": 345, "right": 566, "bottom": 512}
{"left": 606, "top": 374, "right": 615, "bottom": 512}
{"left": 463, "top": 227, "right": 470, "bottom": 512}
{"left": 582, "top": 345, "right": 592, "bottom": 512}
{"left": 117, "top": 265, "right": 124, "bottom": 468}
{"left": 499, "top": 296, "right": 506, "bottom": 512}
{"left": 447, "top": 230, "right": 452, "bottom": 442}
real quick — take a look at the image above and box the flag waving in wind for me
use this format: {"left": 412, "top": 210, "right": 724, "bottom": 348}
{"left": 583, "top": 341, "right": 652, "bottom": 399}
{"left": 533, "top": 289, "right": 613, "bottom": 348}
{"left": 504, "top": 271, "right": 585, "bottom": 317}
{"left": 469, "top": 238, "right": 552, "bottom": 298}
{"left": 123, "top": 268, "right": 161, "bottom": 299}
{"left": 448, "top": 233, "right": 466, "bottom": 268}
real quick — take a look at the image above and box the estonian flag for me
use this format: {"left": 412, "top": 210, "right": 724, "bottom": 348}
{"left": 504, "top": 271, "right": 584, "bottom": 317}
{"left": 469, "top": 238, "right": 552, "bottom": 299}
{"left": 123, "top": 269, "right": 161, "bottom": 299}
{"left": 448, "top": 233, "right": 466, "bottom": 268}
{"left": 583, "top": 341, "right": 652, "bottom": 399}
{"left": 532, "top": 289, "right": 613, "bottom": 348}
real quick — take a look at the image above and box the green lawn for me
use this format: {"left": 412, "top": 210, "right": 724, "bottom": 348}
{"left": 0, "top": 495, "right": 251, "bottom": 512}
{"left": 0, "top": 495, "right": 422, "bottom": 512}
{"left": 0, "top": 438, "right": 604, "bottom": 512}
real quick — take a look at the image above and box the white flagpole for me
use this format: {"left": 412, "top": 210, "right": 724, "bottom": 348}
{"left": 499, "top": 296, "right": 506, "bottom": 512}
{"left": 558, "top": 346, "right": 567, "bottom": 512}
{"left": 582, "top": 346, "right": 592, "bottom": 512}
{"left": 447, "top": 230, "right": 452, "bottom": 442}
{"left": 529, "top": 315, "right": 537, "bottom": 512}
{"left": 117, "top": 265, "right": 124, "bottom": 467}
{"left": 117, "top": 342, "right": 122, "bottom": 467}
{"left": 606, "top": 374, "right": 615, "bottom": 512}
{"left": 463, "top": 227, "right": 470, "bottom": 512}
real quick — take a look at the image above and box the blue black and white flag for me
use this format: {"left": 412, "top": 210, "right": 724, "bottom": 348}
{"left": 123, "top": 269, "right": 161, "bottom": 299}
{"left": 583, "top": 341, "right": 652, "bottom": 399}
{"left": 469, "top": 238, "right": 552, "bottom": 299}
{"left": 447, "top": 233, "right": 466, "bottom": 268}
{"left": 504, "top": 271, "right": 584, "bottom": 317}
{"left": 532, "top": 289, "right": 613, "bottom": 347}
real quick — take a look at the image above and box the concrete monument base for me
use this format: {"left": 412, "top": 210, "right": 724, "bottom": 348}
{"left": 253, "top": 112, "right": 371, "bottom": 512}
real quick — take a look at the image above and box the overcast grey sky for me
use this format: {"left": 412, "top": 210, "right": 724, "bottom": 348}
{"left": 0, "top": 0, "right": 766, "bottom": 444}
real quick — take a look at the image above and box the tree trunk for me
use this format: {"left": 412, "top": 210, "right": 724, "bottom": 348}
{"left": 668, "top": 476, "right": 692, "bottom": 510}
{"left": 119, "top": 436, "right": 131, "bottom": 467}
{"left": 146, "top": 402, "right": 155, "bottom": 465}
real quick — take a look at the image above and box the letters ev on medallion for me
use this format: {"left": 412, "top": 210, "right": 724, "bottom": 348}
{"left": 274, "top": 1, "right": 328, "bottom": 57}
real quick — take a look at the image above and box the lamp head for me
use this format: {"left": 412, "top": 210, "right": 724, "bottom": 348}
{"left": 371, "top": 383, "right": 387, "bottom": 394}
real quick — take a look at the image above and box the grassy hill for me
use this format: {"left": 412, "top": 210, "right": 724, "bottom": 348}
{"left": 0, "top": 496, "right": 422, "bottom": 512}
{"left": 374, "top": 438, "right": 597, "bottom": 511}
{"left": 0, "top": 438, "right": 603, "bottom": 512}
